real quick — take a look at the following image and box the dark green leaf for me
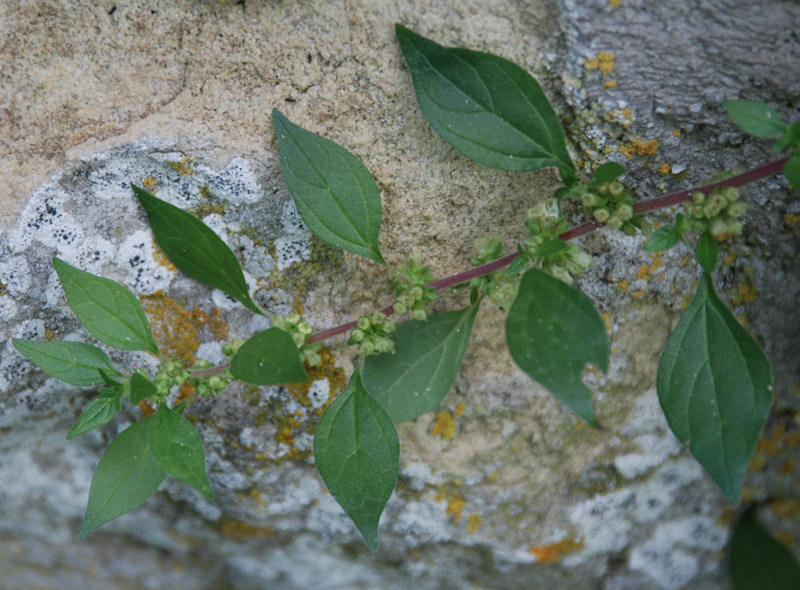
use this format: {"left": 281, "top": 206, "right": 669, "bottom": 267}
{"left": 78, "top": 416, "right": 166, "bottom": 537}
{"left": 129, "top": 372, "right": 157, "bottom": 404}
{"left": 12, "top": 339, "right": 120, "bottom": 386}
{"left": 784, "top": 154, "right": 800, "bottom": 193}
{"left": 722, "top": 99, "right": 784, "bottom": 139}
{"left": 729, "top": 507, "right": 800, "bottom": 590}
{"left": 506, "top": 267, "right": 609, "bottom": 426}
{"left": 273, "top": 110, "right": 386, "bottom": 264}
{"left": 592, "top": 162, "right": 626, "bottom": 186}
{"left": 396, "top": 24, "right": 575, "bottom": 183}
{"left": 361, "top": 306, "right": 478, "bottom": 423}
{"left": 52, "top": 257, "right": 159, "bottom": 355}
{"left": 695, "top": 231, "right": 719, "bottom": 274}
{"left": 132, "top": 185, "right": 263, "bottom": 315}
{"left": 67, "top": 390, "right": 123, "bottom": 439}
{"left": 230, "top": 328, "right": 308, "bottom": 385}
{"left": 657, "top": 275, "right": 772, "bottom": 504}
{"left": 533, "top": 237, "right": 568, "bottom": 258}
{"left": 150, "top": 405, "right": 213, "bottom": 498}
{"left": 98, "top": 369, "right": 122, "bottom": 386}
{"left": 313, "top": 369, "right": 399, "bottom": 550}
{"left": 643, "top": 225, "right": 681, "bottom": 253}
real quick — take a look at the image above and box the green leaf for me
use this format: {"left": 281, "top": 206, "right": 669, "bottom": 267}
{"left": 52, "top": 257, "right": 160, "bottom": 355}
{"left": 313, "top": 369, "right": 399, "bottom": 550}
{"left": 532, "top": 237, "right": 569, "bottom": 258}
{"left": 729, "top": 507, "right": 800, "bottom": 590}
{"left": 506, "top": 267, "right": 609, "bottom": 426}
{"left": 784, "top": 154, "right": 800, "bottom": 192}
{"left": 12, "top": 339, "right": 120, "bottom": 386}
{"left": 129, "top": 372, "right": 157, "bottom": 404}
{"left": 592, "top": 162, "right": 626, "bottom": 186}
{"left": 643, "top": 225, "right": 681, "bottom": 253}
{"left": 695, "top": 231, "right": 719, "bottom": 274}
{"left": 722, "top": 99, "right": 785, "bottom": 138}
{"left": 132, "top": 185, "right": 263, "bottom": 315}
{"left": 396, "top": 24, "right": 575, "bottom": 183}
{"left": 78, "top": 416, "right": 166, "bottom": 537}
{"left": 67, "top": 389, "right": 123, "bottom": 439}
{"left": 150, "top": 405, "right": 213, "bottom": 498}
{"left": 361, "top": 306, "right": 478, "bottom": 423}
{"left": 229, "top": 328, "right": 308, "bottom": 385}
{"left": 657, "top": 275, "right": 772, "bottom": 504}
{"left": 273, "top": 110, "right": 386, "bottom": 264}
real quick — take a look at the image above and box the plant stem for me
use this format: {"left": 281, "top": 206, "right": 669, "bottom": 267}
{"left": 305, "top": 157, "right": 788, "bottom": 345}
{"left": 190, "top": 363, "right": 230, "bottom": 378}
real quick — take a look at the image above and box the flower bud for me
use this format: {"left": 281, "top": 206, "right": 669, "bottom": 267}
{"left": 349, "top": 328, "right": 365, "bottom": 343}
{"left": 606, "top": 216, "right": 623, "bottom": 230}
{"left": 593, "top": 208, "right": 611, "bottom": 223}
{"left": 412, "top": 308, "right": 427, "bottom": 321}
{"left": 616, "top": 203, "right": 633, "bottom": 221}
{"left": 692, "top": 191, "right": 706, "bottom": 204}
{"left": 722, "top": 187, "right": 740, "bottom": 202}
{"left": 608, "top": 181, "right": 625, "bottom": 200}
{"left": 357, "top": 316, "right": 371, "bottom": 331}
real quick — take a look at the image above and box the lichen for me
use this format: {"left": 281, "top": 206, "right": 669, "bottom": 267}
{"left": 139, "top": 291, "right": 200, "bottom": 365}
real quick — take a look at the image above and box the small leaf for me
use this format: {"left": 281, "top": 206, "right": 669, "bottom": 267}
{"left": 657, "top": 275, "right": 772, "bottom": 504}
{"left": 695, "top": 231, "right": 719, "bottom": 274}
{"left": 230, "top": 328, "right": 308, "bottom": 385}
{"left": 78, "top": 416, "right": 166, "bottom": 537}
{"left": 533, "top": 237, "right": 568, "bottom": 258}
{"left": 12, "top": 339, "right": 120, "bottom": 386}
{"left": 643, "top": 225, "right": 681, "bottom": 253}
{"left": 52, "top": 257, "right": 159, "bottom": 355}
{"left": 129, "top": 372, "right": 157, "bottom": 404}
{"left": 396, "top": 24, "right": 575, "bottom": 183}
{"left": 784, "top": 154, "right": 800, "bottom": 192}
{"left": 722, "top": 99, "right": 785, "bottom": 138}
{"left": 313, "top": 369, "right": 399, "bottom": 550}
{"left": 592, "top": 162, "right": 626, "bottom": 186}
{"left": 132, "top": 185, "right": 263, "bottom": 315}
{"left": 273, "top": 110, "right": 386, "bottom": 264}
{"left": 729, "top": 507, "right": 800, "bottom": 590}
{"left": 67, "top": 390, "right": 123, "bottom": 439}
{"left": 150, "top": 405, "right": 213, "bottom": 498}
{"left": 361, "top": 306, "right": 478, "bottom": 423}
{"left": 506, "top": 267, "right": 609, "bottom": 426}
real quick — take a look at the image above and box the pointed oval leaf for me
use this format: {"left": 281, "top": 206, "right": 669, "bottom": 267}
{"left": 129, "top": 372, "right": 157, "bottom": 404}
{"left": 132, "top": 185, "right": 263, "bottom": 315}
{"left": 592, "top": 162, "right": 626, "bottom": 186}
{"left": 784, "top": 154, "right": 800, "bottom": 192}
{"left": 150, "top": 405, "right": 213, "bottom": 498}
{"left": 722, "top": 99, "right": 785, "bottom": 138}
{"left": 657, "top": 275, "right": 772, "bottom": 504}
{"left": 396, "top": 24, "right": 575, "bottom": 183}
{"left": 273, "top": 110, "right": 386, "bottom": 264}
{"left": 643, "top": 225, "right": 681, "bottom": 253}
{"left": 313, "top": 369, "right": 399, "bottom": 550}
{"left": 506, "top": 267, "right": 609, "bottom": 426}
{"left": 78, "top": 416, "right": 166, "bottom": 537}
{"left": 67, "top": 390, "right": 123, "bottom": 439}
{"left": 230, "top": 328, "right": 308, "bottom": 385}
{"left": 12, "top": 339, "right": 120, "bottom": 386}
{"left": 52, "top": 258, "right": 159, "bottom": 355}
{"left": 361, "top": 306, "right": 478, "bottom": 423}
{"left": 729, "top": 507, "right": 800, "bottom": 590}
{"left": 695, "top": 232, "right": 719, "bottom": 274}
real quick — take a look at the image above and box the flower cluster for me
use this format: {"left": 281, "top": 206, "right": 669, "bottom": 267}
{"left": 186, "top": 359, "right": 231, "bottom": 397}
{"left": 524, "top": 200, "right": 593, "bottom": 284}
{"left": 348, "top": 311, "right": 395, "bottom": 355}
{"left": 467, "top": 237, "right": 518, "bottom": 309}
{"left": 580, "top": 181, "right": 641, "bottom": 234}
{"left": 271, "top": 313, "right": 313, "bottom": 347}
{"left": 394, "top": 253, "right": 439, "bottom": 320}
{"left": 682, "top": 187, "right": 747, "bottom": 237}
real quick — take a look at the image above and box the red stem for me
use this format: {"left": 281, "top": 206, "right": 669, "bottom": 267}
{"left": 303, "top": 157, "right": 788, "bottom": 345}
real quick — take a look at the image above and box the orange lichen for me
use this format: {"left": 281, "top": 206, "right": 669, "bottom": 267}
{"left": 619, "top": 137, "right": 659, "bottom": 159}
{"left": 659, "top": 163, "right": 672, "bottom": 175}
{"left": 176, "top": 382, "right": 195, "bottom": 405}
{"left": 431, "top": 410, "right": 456, "bottom": 440}
{"left": 446, "top": 498, "right": 466, "bottom": 523}
{"left": 209, "top": 308, "right": 229, "bottom": 341}
{"left": 168, "top": 156, "right": 195, "bottom": 176}
{"left": 466, "top": 513, "right": 483, "bottom": 532}
{"left": 609, "top": 0, "right": 621, "bottom": 8}
{"left": 733, "top": 281, "right": 758, "bottom": 305}
{"left": 152, "top": 239, "right": 177, "bottom": 271}
{"left": 672, "top": 129, "right": 682, "bottom": 137}
{"left": 776, "top": 530, "right": 795, "bottom": 547}
{"left": 139, "top": 291, "right": 199, "bottom": 365}
{"left": 139, "top": 400, "right": 156, "bottom": 417}
{"left": 528, "top": 536, "right": 584, "bottom": 564}
{"left": 785, "top": 213, "right": 800, "bottom": 224}
{"left": 454, "top": 402, "right": 466, "bottom": 417}
{"left": 287, "top": 347, "right": 346, "bottom": 415}
{"left": 220, "top": 520, "right": 275, "bottom": 539}
{"left": 605, "top": 107, "right": 633, "bottom": 127}
{"left": 779, "top": 458, "right": 795, "bottom": 476}
{"left": 602, "top": 80, "right": 617, "bottom": 89}
{"left": 486, "top": 471, "right": 499, "bottom": 483}
{"left": 142, "top": 176, "right": 159, "bottom": 191}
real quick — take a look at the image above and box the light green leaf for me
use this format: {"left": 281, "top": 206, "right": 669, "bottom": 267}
{"left": 361, "top": 306, "right": 478, "bottom": 423}
{"left": 643, "top": 225, "right": 681, "bottom": 253}
{"left": 12, "top": 339, "right": 120, "bottom": 386}
{"left": 313, "top": 369, "right": 399, "bottom": 550}
{"left": 132, "top": 185, "right": 263, "bottom": 315}
{"left": 592, "top": 162, "right": 626, "bottom": 186}
{"left": 150, "top": 405, "right": 213, "bottom": 498}
{"left": 657, "top": 275, "right": 772, "bottom": 504}
{"left": 729, "top": 507, "right": 800, "bottom": 590}
{"left": 695, "top": 231, "right": 719, "bottom": 274}
{"left": 78, "top": 416, "right": 166, "bottom": 537}
{"left": 784, "top": 154, "right": 800, "bottom": 192}
{"left": 273, "top": 110, "right": 386, "bottom": 264}
{"left": 722, "top": 99, "right": 785, "bottom": 138}
{"left": 52, "top": 257, "right": 159, "bottom": 355}
{"left": 506, "top": 267, "right": 609, "bottom": 426}
{"left": 129, "top": 372, "right": 157, "bottom": 404}
{"left": 67, "top": 390, "right": 123, "bottom": 439}
{"left": 396, "top": 24, "right": 575, "bottom": 183}
{"left": 230, "top": 328, "right": 308, "bottom": 385}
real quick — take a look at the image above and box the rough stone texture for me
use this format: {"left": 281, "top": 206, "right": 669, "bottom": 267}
{"left": 1, "top": 0, "right": 799, "bottom": 588}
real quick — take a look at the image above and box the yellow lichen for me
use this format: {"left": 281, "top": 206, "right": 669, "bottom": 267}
{"left": 169, "top": 156, "right": 196, "bottom": 176}
{"left": 220, "top": 520, "right": 275, "bottom": 539}
{"left": 620, "top": 137, "right": 659, "bottom": 158}
{"left": 431, "top": 410, "right": 456, "bottom": 440}
{"left": 659, "top": 163, "right": 672, "bottom": 175}
{"left": 446, "top": 498, "right": 466, "bottom": 523}
{"left": 528, "top": 536, "right": 584, "bottom": 564}
{"left": 602, "top": 80, "right": 617, "bottom": 89}
{"left": 152, "top": 239, "right": 177, "bottom": 271}
{"left": 785, "top": 213, "right": 800, "bottom": 225}
{"left": 466, "top": 513, "right": 483, "bottom": 532}
{"left": 609, "top": 0, "right": 621, "bottom": 7}
{"left": 142, "top": 176, "right": 159, "bottom": 191}
{"left": 454, "top": 402, "right": 466, "bottom": 417}
{"left": 139, "top": 291, "right": 199, "bottom": 365}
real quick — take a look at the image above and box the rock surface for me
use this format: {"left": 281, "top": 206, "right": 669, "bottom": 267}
{"left": 1, "top": 0, "right": 799, "bottom": 588}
